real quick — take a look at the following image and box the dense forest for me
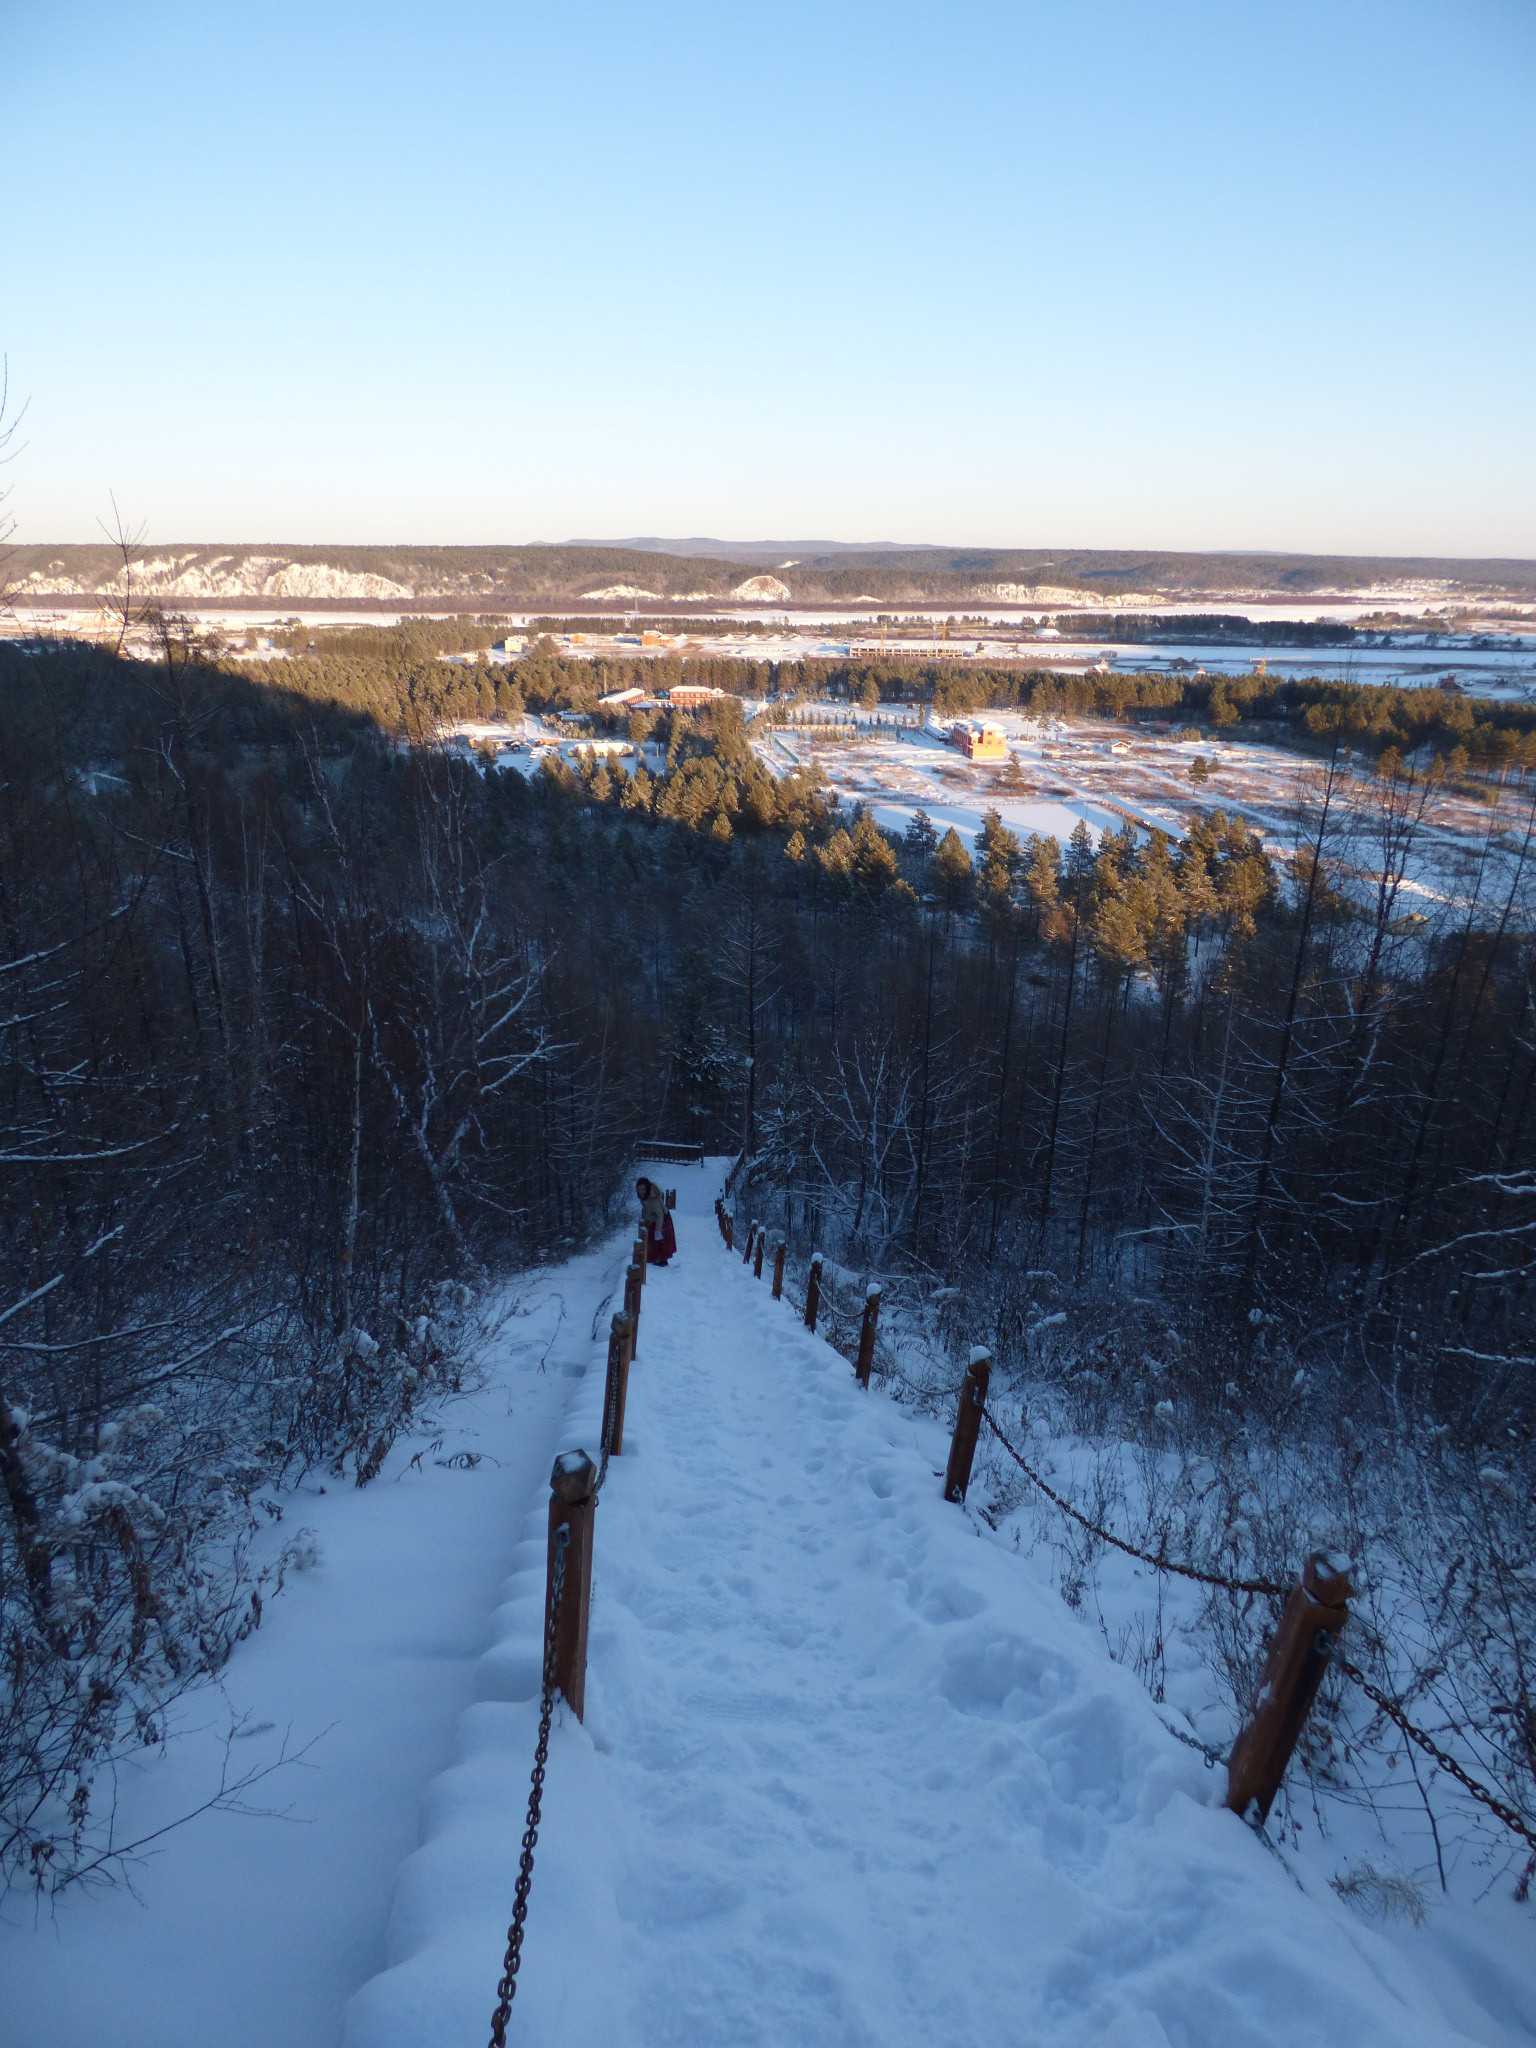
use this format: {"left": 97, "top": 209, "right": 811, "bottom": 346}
{"left": 258, "top": 619, "right": 1536, "bottom": 788}
{"left": 3, "top": 621, "right": 1533, "bottom": 1894}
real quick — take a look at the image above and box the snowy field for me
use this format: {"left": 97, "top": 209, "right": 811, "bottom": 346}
{"left": 754, "top": 713, "right": 1534, "bottom": 906}
{"left": 9, "top": 598, "right": 1536, "bottom": 700}
{"left": 434, "top": 706, "right": 1531, "bottom": 918}
{"left": 7, "top": 1170, "right": 1531, "bottom": 2046}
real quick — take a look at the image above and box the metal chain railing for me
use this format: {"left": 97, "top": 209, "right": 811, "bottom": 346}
{"left": 1325, "top": 1645, "right": 1536, "bottom": 1853}
{"left": 980, "top": 1401, "right": 1288, "bottom": 1597}
{"left": 981, "top": 1400, "right": 1536, "bottom": 1854}
{"left": 597, "top": 1337, "right": 619, "bottom": 1495}
{"left": 487, "top": 1522, "right": 570, "bottom": 2048}
{"left": 727, "top": 1216, "right": 1536, "bottom": 1860}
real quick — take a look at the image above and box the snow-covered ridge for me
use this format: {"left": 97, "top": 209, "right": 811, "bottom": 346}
{"left": 18, "top": 554, "right": 415, "bottom": 601}
{"left": 731, "top": 573, "right": 792, "bottom": 602}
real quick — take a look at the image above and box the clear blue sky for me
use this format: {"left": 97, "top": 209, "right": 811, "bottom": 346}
{"left": 6, "top": 0, "right": 1534, "bottom": 557}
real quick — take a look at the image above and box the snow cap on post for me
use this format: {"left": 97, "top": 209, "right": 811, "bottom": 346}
{"left": 1304, "top": 1552, "right": 1354, "bottom": 1605}
{"left": 551, "top": 1449, "right": 597, "bottom": 1504}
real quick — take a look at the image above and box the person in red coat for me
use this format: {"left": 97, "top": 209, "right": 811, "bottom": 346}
{"left": 637, "top": 1177, "right": 677, "bottom": 1266}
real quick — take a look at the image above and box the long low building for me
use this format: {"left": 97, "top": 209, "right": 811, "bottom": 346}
{"left": 848, "top": 640, "right": 977, "bottom": 659}
{"left": 662, "top": 685, "right": 729, "bottom": 708}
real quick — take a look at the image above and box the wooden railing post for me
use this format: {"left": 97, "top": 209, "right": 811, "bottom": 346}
{"left": 547, "top": 1450, "right": 597, "bottom": 1721}
{"left": 625, "top": 1260, "right": 643, "bottom": 1356}
{"left": 635, "top": 1231, "right": 648, "bottom": 1276}
{"left": 725, "top": 1212, "right": 734, "bottom": 1252}
{"left": 1225, "top": 1553, "right": 1353, "bottom": 1827}
{"left": 855, "top": 1285, "right": 881, "bottom": 1386}
{"left": 772, "top": 1239, "right": 786, "bottom": 1299}
{"left": 804, "top": 1254, "right": 823, "bottom": 1332}
{"left": 753, "top": 1230, "right": 765, "bottom": 1280}
{"left": 944, "top": 1348, "right": 991, "bottom": 1502}
{"left": 602, "top": 1311, "right": 634, "bottom": 1457}
{"left": 743, "top": 1218, "right": 759, "bottom": 1266}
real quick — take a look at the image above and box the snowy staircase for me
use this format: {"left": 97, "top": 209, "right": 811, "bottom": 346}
{"left": 339, "top": 1168, "right": 1505, "bottom": 2048}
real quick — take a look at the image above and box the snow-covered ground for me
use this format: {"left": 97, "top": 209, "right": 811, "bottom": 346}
{"left": 0, "top": 1245, "right": 628, "bottom": 2048}
{"left": 10, "top": 596, "right": 1536, "bottom": 698}
{"left": 6, "top": 1172, "right": 1533, "bottom": 2045}
{"left": 758, "top": 712, "right": 1536, "bottom": 912}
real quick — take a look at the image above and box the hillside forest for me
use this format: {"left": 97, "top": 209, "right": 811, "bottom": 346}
{"left": 12, "top": 538, "right": 1536, "bottom": 604}
{"left": 2, "top": 620, "right": 1533, "bottom": 1900}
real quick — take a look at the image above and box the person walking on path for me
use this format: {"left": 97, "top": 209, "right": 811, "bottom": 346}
{"left": 637, "top": 1177, "right": 677, "bottom": 1267}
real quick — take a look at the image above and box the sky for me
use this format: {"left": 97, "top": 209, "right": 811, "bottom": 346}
{"left": 5, "top": 0, "right": 1534, "bottom": 558}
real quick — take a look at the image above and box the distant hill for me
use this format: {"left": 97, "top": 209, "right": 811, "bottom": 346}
{"left": 568, "top": 537, "right": 941, "bottom": 562}
{"left": 7, "top": 541, "right": 1535, "bottom": 605}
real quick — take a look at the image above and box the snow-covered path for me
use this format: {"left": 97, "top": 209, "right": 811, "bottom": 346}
{"left": 344, "top": 1173, "right": 1512, "bottom": 2048}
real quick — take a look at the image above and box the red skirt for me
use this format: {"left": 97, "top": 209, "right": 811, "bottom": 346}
{"left": 647, "top": 1212, "right": 677, "bottom": 1266}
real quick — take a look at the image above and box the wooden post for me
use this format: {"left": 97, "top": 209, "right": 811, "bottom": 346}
{"left": 743, "top": 1219, "right": 758, "bottom": 1266}
{"left": 804, "top": 1254, "right": 822, "bottom": 1332}
{"left": 547, "top": 1450, "right": 597, "bottom": 1721}
{"left": 753, "top": 1230, "right": 765, "bottom": 1280}
{"left": 772, "top": 1239, "right": 786, "bottom": 1299}
{"left": 602, "top": 1311, "right": 633, "bottom": 1457}
{"left": 944, "top": 1348, "right": 991, "bottom": 1503}
{"left": 725, "top": 1212, "right": 734, "bottom": 1252}
{"left": 666, "top": 1187, "right": 676, "bottom": 1210}
{"left": 1225, "top": 1553, "right": 1353, "bottom": 1826}
{"left": 635, "top": 1232, "right": 648, "bottom": 1277}
{"left": 855, "top": 1286, "right": 881, "bottom": 1386}
{"left": 626, "top": 1260, "right": 643, "bottom": 1356}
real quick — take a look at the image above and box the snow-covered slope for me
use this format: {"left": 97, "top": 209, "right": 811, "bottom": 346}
{"left": 4, "top": 1174, "right": 1530, "bottom": 2046}
{"left": 344, "top": 1173, "right": 1528, "bottom": 2048}
{"left": 0, "top": 1246, "right": 623, "bottom": 2048}
{"left": 14, "top": 552, "right": 417, "bottom": 600}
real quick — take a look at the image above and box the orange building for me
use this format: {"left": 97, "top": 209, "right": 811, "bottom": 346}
{"left": 948, "top": 721, "right": 1009, "bottom": 761}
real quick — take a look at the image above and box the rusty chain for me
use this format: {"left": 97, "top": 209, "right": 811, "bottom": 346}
{"left": 487, "top": 1521, "right": 570, "bottom": 2048}
{"left": 982, "top": 1403, "right": 1536, "bottom": 1850}
{"left": 1326, "top": 1646, "right": 1536, "bottom": 1853}
{"left": 736, "top": 1218, "right": 1536, "bottom": 1859}
{"left": 488, "top": 1274, "right": 625, "bottom": 2037}
{"left": 980, "top": 1402, "right": 1288, "bottom": 1597}
{"left": 597, "top": 1332, "right": 619, "bottom": 1496}
{"left": 983, "top": 1405, "right": 1536, "bottom": 1852}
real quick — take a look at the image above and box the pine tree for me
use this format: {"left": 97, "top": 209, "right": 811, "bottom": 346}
{"left": 905, "top": 808, "right": 938, "bottom": 859}
{"left": 932, "top": 828, "right": 974, "bottom": 909}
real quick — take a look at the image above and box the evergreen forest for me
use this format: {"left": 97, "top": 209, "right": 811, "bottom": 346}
{"left": 3, "top": 623, "right": 1534, "bottom": 1892}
